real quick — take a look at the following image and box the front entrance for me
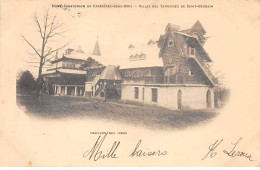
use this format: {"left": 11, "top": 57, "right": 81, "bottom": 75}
{"left": 177, "top": 89, "right": 182, "bottom": 110}
{"left": 206, "top": 90, "right": 212, "bottom": 108}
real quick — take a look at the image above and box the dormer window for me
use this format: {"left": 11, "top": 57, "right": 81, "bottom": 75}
{"left": 186, "top": 47, "right": 195, "bottom": 57}
{"left": 190, "top": 48, "right": 195, "bottom": 56}
{"left": 189, "top": 69, "right": 194, "bottom": 76}
{"left": 168, "top": 39, "right": 175, "bottom": 47}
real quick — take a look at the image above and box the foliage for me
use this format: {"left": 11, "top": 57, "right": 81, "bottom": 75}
{"left": 17, "top": 70, "right": 37, "bottom": 92}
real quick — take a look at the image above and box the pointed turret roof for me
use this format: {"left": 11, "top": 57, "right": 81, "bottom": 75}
{"left": 92, "top": 39, "right": 101, "bottom": 56}
{"left": 191, "top": 20, "right": 206, "bottom": 34}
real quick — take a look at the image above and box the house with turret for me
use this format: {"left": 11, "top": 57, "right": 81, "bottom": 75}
{"left": 120, "top": 21, "right": 217, "bottom": 109}
{"left": 43, "top": 21, "right": 217, "bottom": 110}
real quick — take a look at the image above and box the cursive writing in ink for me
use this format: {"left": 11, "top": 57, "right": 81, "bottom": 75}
{"left": 83, "top": 133, "right": 120, "bottom": 161}
{"left": 202, "top": 139, "right": 223, "bottom": 160}
{"left": 223, "top": 138, "right": 255, "bottom": 161}
{"left": 130, "top": 140, "right": 167, "bottom": 157}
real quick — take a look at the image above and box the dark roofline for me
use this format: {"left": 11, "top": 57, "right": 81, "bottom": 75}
{"left": 119, "top": 66, "right": 163, "bottom": 70}
{"left": 51, "top": 56, "right": 86, "bottom": 64}
{"left": 51, "top": 56, "right": 65, "bottom": 64}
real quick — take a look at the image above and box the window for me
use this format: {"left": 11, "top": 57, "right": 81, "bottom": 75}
{"left": 71, "top": 62, "right": 75, "bottom": 68}
{"left": 124, "top": 71, "right": 131, "bottom": 77}
{"left": 133, "top": 70, "right": 143, "bottom": 78}
{"left": 190, "top": 48, "right": 195, "bottom": 56}
{"left": 62, "top": 61, "right": 67, "bottom": 67}
{"left": 189, "top": 69, "right": 194, "bottom": 76}
{"left": 151, "top": 88, "right": 158, "bottom": 102}
{"left": 186, "top": 47, "right": 195, "bottom": 57}
{"left": 165, "top": 68, "right": 172, "bottom": 76}
{"left": 144, "top": 70, "right": 151, "bottom": 77}
{"left": 165, "top": 67, "right": 177, "bottom": 76}
{"left": 142, "top": 87, "right": 145, "bottom": 101}
{"left": 168, "top": 39, "right": 175, "bottom": 47}
{"left": 135, "top": 87, "right": 139, "bottom": 99}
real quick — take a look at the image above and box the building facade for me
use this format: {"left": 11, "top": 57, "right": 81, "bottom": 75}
{"left": 43, "top": 21, "right": 217, "bottom": 110}
{"left": 120, "top": 21, "right": 216, "bottom": 109}
{"left": 42, "top": 47, "right": 87, "bottom": 96}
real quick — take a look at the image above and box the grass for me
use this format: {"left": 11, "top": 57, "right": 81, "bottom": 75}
{"left": 16, "top": 94, "right": 219, "bottom": 130}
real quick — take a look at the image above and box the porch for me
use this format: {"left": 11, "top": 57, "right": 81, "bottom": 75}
{"left": 54, "top": 84, "right": 85, "bottom": 96}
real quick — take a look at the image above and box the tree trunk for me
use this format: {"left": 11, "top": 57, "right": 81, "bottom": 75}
{"left": 36, "top": 59, "right": 43, "bottom": 103}
{"left": 36, "top": 38, "right": 45, "bottom": 101}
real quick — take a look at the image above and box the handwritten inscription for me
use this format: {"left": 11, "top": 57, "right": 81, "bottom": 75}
{"left": 83, "top": 134, "right": 255, "bottom": 162}
{"left": 83, "top": 133, "right": 167, "bottom": 161}
{"left": 130, "top": 140, "right": 167, "bottom": 157}
{"left": 83, "top": 133, "right": 120, "bottom": 161}
{"left": 202, "top": 138, "right": 256, "bottom": 162}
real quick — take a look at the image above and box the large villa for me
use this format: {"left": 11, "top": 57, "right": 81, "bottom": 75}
{"left": 43, "top": 21, "right": 218, "bottom": 110}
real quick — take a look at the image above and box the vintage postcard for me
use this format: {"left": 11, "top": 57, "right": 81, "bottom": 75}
{"left": 0, "top": 0, "right": 260, "bottom": 167}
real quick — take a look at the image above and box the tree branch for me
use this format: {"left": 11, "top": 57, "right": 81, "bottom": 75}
{"left": 43, "top": 41, "right": 70, "bottom": 64}
{"left": 21, "top": 35, "right": 41, "bottom": 58}
{"left": 48, "top": 29, "right": 70, "bottom": 38}
{"left": 33, "top": 14, "right": 43, "bottom": 38}
{"left": 43, "top": 9, "right": 50, "bottom": 38}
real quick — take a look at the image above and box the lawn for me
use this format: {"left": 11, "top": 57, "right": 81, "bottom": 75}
{"left": 16, "top": 94, "right": 219, "bottom": 129}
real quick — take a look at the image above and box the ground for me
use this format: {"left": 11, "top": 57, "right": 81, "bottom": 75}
{"left": 16, "top": 94, "right": 218, "bottom": 129}
{"left": 1, "top": 94, "right": 257, "bottom": 166}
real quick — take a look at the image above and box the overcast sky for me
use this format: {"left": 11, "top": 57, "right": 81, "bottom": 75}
{"left": 1, "top": 0, "right": 260, "bottom": 88}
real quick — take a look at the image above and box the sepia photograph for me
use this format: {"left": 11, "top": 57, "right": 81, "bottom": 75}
{"left": 0, "top": 0, "right": 259, "bottom": 167}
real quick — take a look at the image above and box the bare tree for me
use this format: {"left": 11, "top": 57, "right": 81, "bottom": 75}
{"left": 21, "top": 9, "right": 70, "bottom": 98}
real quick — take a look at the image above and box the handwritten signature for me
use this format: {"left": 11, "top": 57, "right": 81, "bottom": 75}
{"left": 202, "top": 138, "right": 256, "bottom": 161}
